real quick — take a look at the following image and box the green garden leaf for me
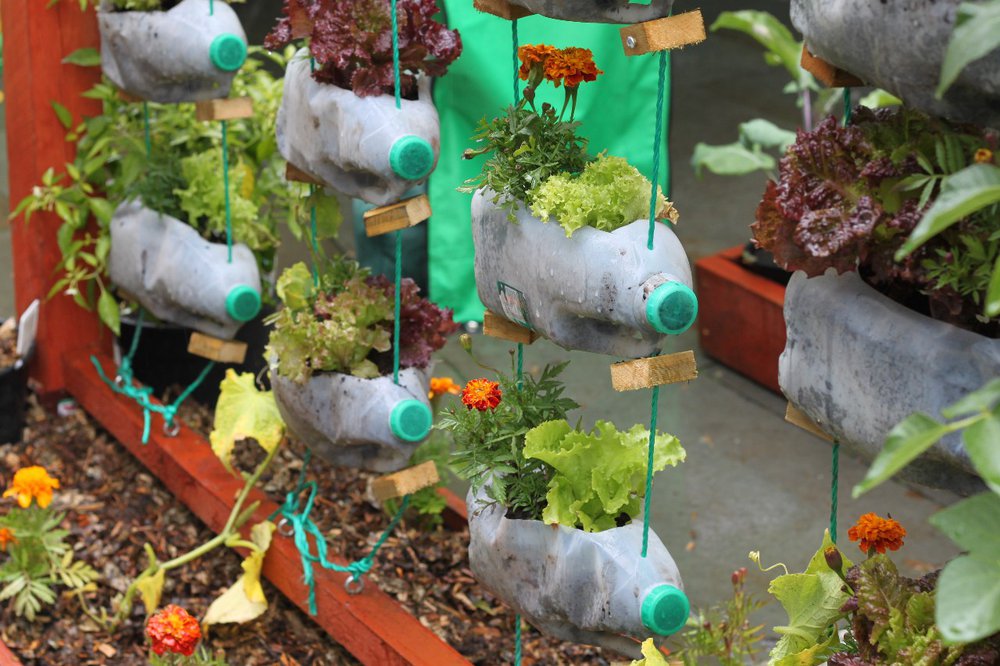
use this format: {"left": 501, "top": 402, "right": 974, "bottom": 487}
{"left": 941, "top": 377, "right": 1000, "bottom": 417}
{"left": 934, "top": 551, "right": 1000, "bottom": 643}
{"left": 963, "top": 413, "right": 1000, "bottom": 493}
{"left": 691, "top": 142, "right": 775, "bottom": 177}
{"left": 97, "top": 287, "right": 120, "bottom": 336}
{"left": 135, "top": 568, "right": 166, "bottom": 614}
{"left": 629, "top": 638, "right": 669, "bottom": 665}
{"left": 853, "top": 413, "right": 955, "bottom": 497}
{"left": 936, "top": 0, "right": 1000, "bottom": 98}
{"left": 739, "top": 119, "right": 797, "bottom": 151}
{"left": 209, "top": 370, "right": 285, "bottom": 470}
{"left": 51, "top": 102, "right": 73, "bottom": 130}
{"left": 988, "top": 251, "right": 1000, "bottom": 317}
{"left": 62, "top": 47, "right": 101, "bottom": 67}
{"left": 710, "top": 11, "right": 808, "bottom": 86}
{"left": 930, "top": 492, "right": 1000, "bottom": 553}
{"left": 897, "top": 164, "right": 1000, "bottom": 259}
{"left": 275, "top": 262, "right": 314, "bottom": 311}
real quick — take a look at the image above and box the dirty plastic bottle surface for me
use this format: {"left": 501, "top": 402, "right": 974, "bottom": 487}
{"left": 276, "top": 49, "right": 440, "bottom": 207}
{"left": 270, "top": 366, "right": 433, "bottom": 473}
{"left": 506, "top": 0, "right": 673, "bottom": 23}
{"left": 467, "top": 487, "right": 689, "bottom": 658}
{"left": 98, "top": 0, "right": 248, "bottom": 103}
{"left": 472, "top": 190, "right": 698, "bottom": 358}
{"left": 108, "top": 201, "right": 261, "bottom": 340}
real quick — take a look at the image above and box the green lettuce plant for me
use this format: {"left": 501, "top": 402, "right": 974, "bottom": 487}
{"left": 522, "top": 419, "right": 684, "bottom": 532}
{"left": 529, "top": 154, "right": 677, "bottom": 237}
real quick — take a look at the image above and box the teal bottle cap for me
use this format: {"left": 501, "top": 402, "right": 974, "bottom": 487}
{"left": 389, "top": 399, "right": 432, "bottom": 442}
{"left": 209, "top": 33, "right": 247, "bottom": 72}
{"left": 641, "top": 584, "right": 690, "bottom": 636}
{"left": 389, "top": 135, "right": 435, "bottom": 180}
{"left": 646, "top": 281, "right": 698, "bottom": 335}
{"left": 226, "top": 284, "right": 261, "bottom": 322}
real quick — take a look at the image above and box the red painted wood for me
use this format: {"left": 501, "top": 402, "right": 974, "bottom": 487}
{"left": 2, "top": 0, "right": 108, "bottom": 398}
{"left": 64, "top": 351, "right": 471, "bottom": 666}
{"left": 695, "top": 246, "right": 786, "bottom": 393}
{"left": 0, "top": 638, "right": 23, "bottom": 666}
{"left": 437, "top": 486, "right": 468, "bottom": 530}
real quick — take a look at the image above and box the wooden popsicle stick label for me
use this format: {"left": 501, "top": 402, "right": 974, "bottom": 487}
{"left": 194, "top": 97, "right": 254, "bottom": 122}
{"left": 472, "top": 0, "right": 534, "bottom": 20}
{"left": 363, "top": 194, "right": 432, "bottom": 237}
{"left": 188, "top": 332, "right": 248, "bottom": 364}
{"left": 483, "top": 310, "right": 537, "bottom": 344}
{"left": 620, "top": 10, "right": 707, "bottom": 56}
{"left": 372, "top": 461, "right": 440, "bottom": 502}
{"left": 784, "top": 402, "right": 834, "bottom": 442}
{"left": 610, "top": 350, "right": 698, "bottom": 391}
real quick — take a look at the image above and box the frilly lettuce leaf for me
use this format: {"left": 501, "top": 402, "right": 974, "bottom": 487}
{"left": 523, "top": 419, "right": 684, "bottom": 532}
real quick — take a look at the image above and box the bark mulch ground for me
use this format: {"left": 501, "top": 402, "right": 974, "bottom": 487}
{"left": 0, "top": 393, "right": 614, "bottom": 665}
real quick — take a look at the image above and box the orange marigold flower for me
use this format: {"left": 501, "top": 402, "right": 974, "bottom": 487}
{"left": 429, "top": 376, "right": 461, "bottom": 399}
{"left": 518, "top": 43, "right": 558, "bottom": 80}
{"left": 974, "top": 148, "right": 994, "bottom": 164}
{"left": 848, "top": 512, "right": 906, "bottom": 554}
{"left": 3, "top": 466, "right": 60, "bottom": 509}
{"left": 146, "top": 605, "right": 202, "bottom": 657}
{"left": 543, "top": 47, "right": 603, "bottom": 88}
{"left": 461, "top": 378, "right": 502, "bottom": 411}
{"left": 0, "top": 527, "right": 16, "bottom": 552}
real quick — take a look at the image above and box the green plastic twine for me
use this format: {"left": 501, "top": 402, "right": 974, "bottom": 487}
{"left": 221, "top": 120, "right": 233, "bottom": 262}
{"left": 511, "top": 20, "right": 520, "bottom": 103}
{"left": 142, "top": 102, "right": 151, "bottom": 158}
{"left": 209, "top": 0, "right": 214, "bottom": 15}
{"left": 514, "top": 615, "right": 523, "bottom": 665}
{"left": 272, "top": 457, "right": 411, "bottom": 615}
{"left": 830, "top": 441, "right": 840, "bottom": 543}
{"left": 392, "top": 230, "right": 403, "bottom": 384}
{"left": 641, "top": 386, "right": 661, "bottom": 558}
{"left": 646, "top": 50, "right": 670, "bottom": 250}
{"left": 91, "top": 313, "right": 215, "bottom": 443}
{"left": 391, "top": 0, "right": 401, "bottom": 109}
{"left": 843, "top": 88, "right": 852, "bottom": 126}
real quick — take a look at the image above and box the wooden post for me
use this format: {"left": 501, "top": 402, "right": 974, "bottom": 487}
{"left": 2, "top": 0, "right": 105, "bottom": 398}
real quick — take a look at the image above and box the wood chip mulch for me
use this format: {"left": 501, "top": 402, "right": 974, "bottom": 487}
{"left": 0, "top": 393, "right": 615, "bottom": 665}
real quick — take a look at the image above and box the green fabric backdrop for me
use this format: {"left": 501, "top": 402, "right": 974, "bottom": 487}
{"left": 429, "top": 9, "right": 670, "bottom": 323}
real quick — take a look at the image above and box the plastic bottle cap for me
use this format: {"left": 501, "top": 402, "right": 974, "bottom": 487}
{"left": 641, "top": 584, "right": 690, "bottom": 636}
{"left": 209, "top": 33, "right": 248, "bottom": 72}
{"left": 646, "top": 281, "right": 698, "bottom": 335}
{"left": 226, "top": 285, "right": 261, "bottom": 322}
{"left": 389, "top": 399, "right": 432, "bottom": 442}
{"left": 389, "top": 135, "right": 435, "bottom": 180}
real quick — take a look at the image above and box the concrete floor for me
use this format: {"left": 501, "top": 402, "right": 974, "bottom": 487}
{"left": 0, "top": 0, "right": 961, "bottom": 638}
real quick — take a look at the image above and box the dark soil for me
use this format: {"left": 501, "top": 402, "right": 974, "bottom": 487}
{"left": 0, "top": 393, "right": 613, "bottom": 665}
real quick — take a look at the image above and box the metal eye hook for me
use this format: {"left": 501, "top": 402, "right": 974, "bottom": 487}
{"left": 163, "top": 421, "right": 181, "bottom": 437}
{"left": 277, "top": 518, "right": 295, "bottom": 537}
{"left": 345, "top": 575, "right": 365, "bottom": 595}
{"left": 114, "top": 375, "right": 126, "bottom": 389}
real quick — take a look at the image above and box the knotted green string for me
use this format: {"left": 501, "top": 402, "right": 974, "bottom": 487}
{"left": 391, "top": 0, "right": 401, "bottom": 110}
{"left": 510, "top": 21, "right": 524, "bottom": 664}
{"left": 511, "top": 20, "right": 520, "bottom": 103}
{"left": 830, "top": 440, "right": 840, "bottom": 544}
{"left": 91, "top": 313, "right": 214, "bottom": 444}
{"left": 142, "top": 102, "right": 151, "bottom": 157}
{"left": 271, "top": 450, "right": 410, "bottom": 614}
{"left": 843, "top": 88, "right": 852, "bottom": 126}
{"left": 646, "top": 50, "right": 670, "bottom": 249}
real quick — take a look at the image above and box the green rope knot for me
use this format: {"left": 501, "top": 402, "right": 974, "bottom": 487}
{"left": 271, "top": 454, "right": 410, "bottom": 614}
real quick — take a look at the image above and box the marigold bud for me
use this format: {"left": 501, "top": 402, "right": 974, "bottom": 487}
{"left": 824, "top": 546, "right": 844, "bottom": 573}
{"left": 460, "top": 333, "right": 473, "bottom": 353}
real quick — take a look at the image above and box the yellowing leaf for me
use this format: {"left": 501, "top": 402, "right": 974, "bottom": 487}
{"left": 135, "top": 568, "right": 166, "bottom": 615}
{"left": 241, "top": 521, "right": 275, "bottom": 604}
{"left": 209, "top": 370, "right": 285, "bottom": 470}
{"left": 629, "top": 638, "right": 669, "bottom": 665}
{"left": 202, "top": 575, "right": 267, "bottom": 626}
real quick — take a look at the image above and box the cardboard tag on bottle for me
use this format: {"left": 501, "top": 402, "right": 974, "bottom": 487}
{"left": 497, "top": 282, "right": 532, "bottom": 329}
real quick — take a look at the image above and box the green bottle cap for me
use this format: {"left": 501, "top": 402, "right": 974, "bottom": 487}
{"left": 389, "top": 135, "right": 435, "bottom": 180}
{"left": 641, "top": 584, "right": 690, "bottom": 636}
{"left": 646, "top": 281, "right": 698, "bottom": 335}
{"left": 225, "top": 284, "right": 261, "bottom": 322}
{"left": 209, "top": 33, "right": 247, "bottom": 72}
{"left": 389, "top": 399, "right": 432, "bottom": 442}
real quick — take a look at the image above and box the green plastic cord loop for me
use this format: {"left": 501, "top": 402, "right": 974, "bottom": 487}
{"left": 209, "top": 33, "right": 247, "bottom": 72}
{"left": 389, "top": 399, "right": 432, "bottom": 442}
{"left": 641, "top": 584, "right": 690, "bottom": 636}
{"left": 646, "top": 282, "right": 698, "bottom": 335}
{"left": 226, "top": 285, "right": 261, "bottom": 322}
{"left": 389, "top": 135, "right": 435, "bottom": 180}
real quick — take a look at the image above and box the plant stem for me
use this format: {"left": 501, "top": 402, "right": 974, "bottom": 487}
{"left": 802, "top": 88, "right": 813, "bottom": 132}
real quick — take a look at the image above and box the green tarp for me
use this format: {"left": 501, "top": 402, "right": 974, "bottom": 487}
{"left": 429, "top": 9, "right": 671, "bottom": 322}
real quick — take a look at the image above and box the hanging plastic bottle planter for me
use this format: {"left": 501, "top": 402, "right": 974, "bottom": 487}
{"left": 274, "top": 52, "right": 439, "bottom": 207}
{"left": 467, "top": 488, "right": 688, "bottom": 658}
{"left": 493, "top": 0, "right": 673, "bottom": 24}
{"left": 97, "top": 0, "right": 248, "bottom": 103}
{"left": 271, "top": 367, "right": 434, "bottom": 473}
{"left": 472, "top": 189, "right": 698, "bottom": 358}
{"left": 108, "top": 200, "right": 262, "bottom": 340}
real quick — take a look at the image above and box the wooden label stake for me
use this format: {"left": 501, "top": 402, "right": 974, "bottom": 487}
{"left": 188, "top": 332, "right": 248, "bottom": 364}
{"left": 610, "top": 350, "right": 698, "bottom": 391}
{"left": 284, "top": 162, "right": 325, "bottom": 187}
{"left": 472, "top": 0, "right": 533, "bottom": 20}
{"left": 372, "top": 461, "right": 440, "bottom": 502}
{"left": 117, "top": 88, "right": 144, "bottom": 104}
{"left": 363, "top": 194, "right": 432, "bottom": 237}
{"left": 482, "top": 310, "right": 537, "bottom": 345}
{"left": 620, "top": 10, "right": 706, "bottom": 56}
{"left": 800, "top": 45, "right": 863, "bottom": 88}
{"left": 784, "top": 403, "right": 834, "bottom": 442}
{"left": 195, "top": 97, "right": 254, "bottom": 122}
